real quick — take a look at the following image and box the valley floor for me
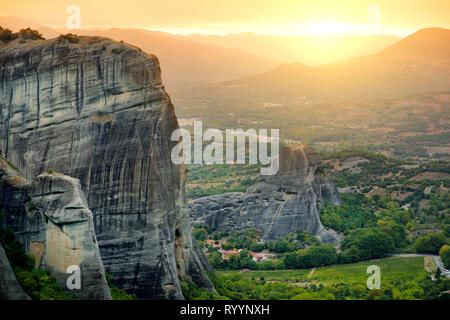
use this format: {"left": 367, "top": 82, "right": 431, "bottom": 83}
{"left": 183, "top": 257, "right": 450, "bottom": 300}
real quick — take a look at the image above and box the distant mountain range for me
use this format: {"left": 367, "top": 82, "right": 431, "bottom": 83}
{"left": 175, "top": 28, "right": 450, "bottom": 103}
{"left": 0, "top": 16, "right": 408, "bottom": 91}
{"left": 1, "top": 17, "right": 448, "bottom": 101}
{"left": 69, "top": 28, "right": 278, "bottom": 89}
{"left": 164, "top": 32, "right": 400, "bottom": 66}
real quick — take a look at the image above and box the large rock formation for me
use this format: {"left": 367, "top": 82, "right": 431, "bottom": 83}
{"left": 0, "top": 35, "right": 213, "bottom": 299}
{"left": 189, "top": 143, "right": 342, "bottom": 245}
{"left": 0, "top": 37, "right": 213, "bottom": 299}
{"left": 0, "top": 158, "right": 111, "bottom": 299}
{"left": 0, "top": 243, "right": 30, "bottom": 300}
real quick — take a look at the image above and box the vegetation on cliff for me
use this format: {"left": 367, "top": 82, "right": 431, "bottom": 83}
{"left": 0, "top": 213, "right": 75, "bottom": 300}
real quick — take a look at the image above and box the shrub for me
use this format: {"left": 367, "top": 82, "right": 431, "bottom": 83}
{"left": 14, "top": 268, "right": 76, "bottom": 300}
{"left": 58, "top": 33, "right": 79, "bottom": 43}
{"left": 0, "top": 27, "right": 18, "bottom": 42}
{"left": 19, "top": 28, "right": 44, "bottom": 40}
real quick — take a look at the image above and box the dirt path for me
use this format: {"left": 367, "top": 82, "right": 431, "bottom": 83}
{"left": 308, "top": 268, "right": 315, "bottom": 278}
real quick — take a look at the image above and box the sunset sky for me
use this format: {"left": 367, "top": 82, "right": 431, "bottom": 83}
{"left": 3, "top": 0, "right": 450, "bottom": 37}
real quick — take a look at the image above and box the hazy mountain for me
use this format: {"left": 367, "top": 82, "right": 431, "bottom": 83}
{"left": 0, "top": 16, "right": 59, "bottom": 38}
{"left": 165, "top": 32, "right": 401, "bottom": 66}
{"left": 56, "top": 28, "right": 278, "bottom": 89}
{"left": 0, "top": 18, "right": 278, "bottom": 89}
{"left": 177, "top": 28, "right": 450, "bottom": 103}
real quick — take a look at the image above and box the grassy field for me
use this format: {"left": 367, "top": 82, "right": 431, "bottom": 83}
{"left": 218, "top": 257, "right": 428, "bottom": 287}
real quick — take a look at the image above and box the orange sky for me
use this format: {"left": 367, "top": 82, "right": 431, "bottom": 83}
{"left": 3, "top": 0, "right": 450, "bottom": 36}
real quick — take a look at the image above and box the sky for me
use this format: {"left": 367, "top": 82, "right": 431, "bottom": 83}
{"left": 3, "top": 0, "right": 450, "bottom": 36}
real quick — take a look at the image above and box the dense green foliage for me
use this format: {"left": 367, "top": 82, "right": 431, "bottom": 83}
{"left": 414, "top": 233, "right": 447, "bottom": 254}
{"left": 284, "top": 244, "right": 338, "bottom": 269}
{"left": 341, "top": 228, "right": 395, "bottom": 260}
{"left": 14, "top": 268, "right": 76, "bottom": 300}
{"left": 321, "top": 194, "right": 377, "bottom": 234}
{"left": 181, "top": 257, "right": 450, "bottom": 300}
{"left": 440, "top": 245, "right": 450, "bottom": 269}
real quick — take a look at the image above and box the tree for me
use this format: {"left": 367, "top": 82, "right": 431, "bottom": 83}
{"left": 341, "top": 228, "right": 394, "bottom": 260}
{"left": 283, "top": 252, "right": 297, "bottom": 269}
{"left": 274, "top": 238, "right": 290, "bottom": 253}
{"left": 192, "top": 228, "right": 208, "bottom": 241}
{"left": 439, "top": 245, "right": 450, "bottom": 269}
{"left": 207, "top": 250, "right": 223, "bottom": 269}
{"left": 414, "top": 233, "right": 446, "bottom": 254}
{"left": 307, "top": 244, "right": 337, "bottom": 267}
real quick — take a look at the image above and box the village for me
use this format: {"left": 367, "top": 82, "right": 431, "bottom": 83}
{"left": 203, "top": 239, "right": 277, "bottom": 264}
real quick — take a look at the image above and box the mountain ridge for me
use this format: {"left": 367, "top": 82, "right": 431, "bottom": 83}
{"left": 178, "top": 27, "right": 450, "bottom": 102}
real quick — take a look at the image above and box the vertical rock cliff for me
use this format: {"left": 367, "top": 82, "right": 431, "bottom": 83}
{"left": 189, "top": 143, "right": 342, "bottom": 245}
{"left": 0, "top": 35, "right": 214, "bottom": 299}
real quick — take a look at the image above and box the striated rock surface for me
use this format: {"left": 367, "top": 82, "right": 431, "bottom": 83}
{"left": 0, "top": 243, "right": 31, "bottom": 300}
{"left": 189, "top": 144, "right": 342, "bottom": 245}
{"left": 0, "top": 159, "right": 111, "bottom": 299}
{"left": 0, "top": 35, "right": 213, "bottom": 299}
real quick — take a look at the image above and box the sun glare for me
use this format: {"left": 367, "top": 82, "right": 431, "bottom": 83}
{"left": 303, "top": 22, "right": 352, "bottom": 35}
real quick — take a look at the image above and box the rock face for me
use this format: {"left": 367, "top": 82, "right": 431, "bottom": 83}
{"left": 29, "top": 173, "right": 112, "bottom": 299}
{"left": 0, "top": 159, "right": 111, "bottom": 299}
{"left": 0, "top": 35, "right": 213, "bottom": 299}
{"left": 189, "top": 144, "right": 342, "bottom": 245}
{"left": 0, "top": 243, "right": 30, "bottom": 300}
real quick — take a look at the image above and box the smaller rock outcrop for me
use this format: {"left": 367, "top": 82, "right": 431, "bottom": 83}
{"left": 28, "top": 173, "right": 112, "bottom": 300}
{"left": 189, "top": 144, "right": 342, "bottom": 245}
{"left": 0, "top": 243, "right": 30, "bottom": 300}
{"left": 0, "top": 159, "right": 111, "bottom": 300}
